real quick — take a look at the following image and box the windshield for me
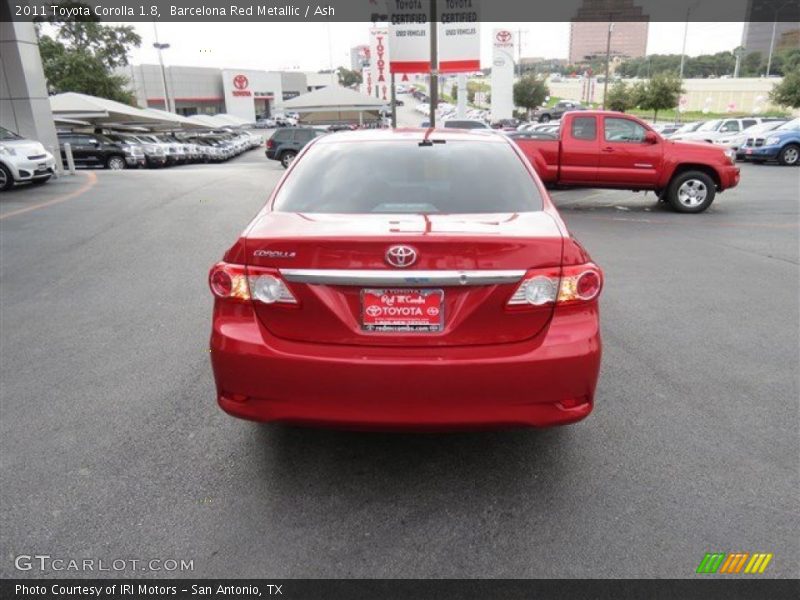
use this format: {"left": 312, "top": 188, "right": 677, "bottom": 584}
{"left": 674, "top": 122, "right": 701, "bottom": 134}
{"left": 777, "top": 118, "right": 800, "bottom": 131}
{"left": 745, "top": 121, "right": 786, "bottom": 134}
{"left": 0, "top": 127, "right": 23, "bottom": 141}
{"left": 697, "top": 120, "right": 722, "bottom": 132}
{"left": 274, "top": 140, "right": 543, "bottom": 214}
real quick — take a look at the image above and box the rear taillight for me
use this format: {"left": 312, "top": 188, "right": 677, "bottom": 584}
{"left": 208, "top": 262, "right": 297, "bottom": 305}
{"left": 508, "top": 264, "right": 603, "bottom": 307}
{"left": 266, "top": 139, "right": 274, "bottom": 149}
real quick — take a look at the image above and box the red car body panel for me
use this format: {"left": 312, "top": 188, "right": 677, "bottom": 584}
{"left": 514, "top": 111, "right": 740, "bottom": 192}
{"left": 210, "top": 128, "right": 603, "bottom": 430}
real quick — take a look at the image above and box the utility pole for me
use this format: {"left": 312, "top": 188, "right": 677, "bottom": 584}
{"left": 429, "top": 0, "right": 438, "bottom": 127}
{"left": 601, "top": 17, "right": 614, "bottom": 110}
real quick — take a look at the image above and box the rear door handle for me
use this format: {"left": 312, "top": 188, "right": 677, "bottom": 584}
{"left": 602, "top": 146, "right": 614, "bottom": 152}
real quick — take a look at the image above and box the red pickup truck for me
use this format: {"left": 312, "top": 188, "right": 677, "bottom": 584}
{"left": 511, "top": 111, "right": 740, "bottom": 213}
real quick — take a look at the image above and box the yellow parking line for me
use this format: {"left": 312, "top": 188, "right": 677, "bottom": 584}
{"left": 0, "top": 171, "right": 97, "bottom": 221}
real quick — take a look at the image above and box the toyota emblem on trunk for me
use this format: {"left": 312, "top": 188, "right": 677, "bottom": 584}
{"left": 385, "top": 245, "right": 417, "bottom": 268}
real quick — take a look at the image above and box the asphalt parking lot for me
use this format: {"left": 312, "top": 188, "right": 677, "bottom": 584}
{"left": 1, "top": 147, "right": 798, "bottom": 578}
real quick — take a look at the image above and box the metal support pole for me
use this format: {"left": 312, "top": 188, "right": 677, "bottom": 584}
{"left": 429, "top": 0, "right": 438, "bottom": 128}
{"left": 390, "top": 72, "right": 397, "bottom": 128}
{"left": 64, "top": 143, "right": 76, "bottom": 175}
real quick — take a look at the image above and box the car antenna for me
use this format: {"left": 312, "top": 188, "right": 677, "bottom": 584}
{"left": 419, "top": 127, "right": 446, "bottom": 147}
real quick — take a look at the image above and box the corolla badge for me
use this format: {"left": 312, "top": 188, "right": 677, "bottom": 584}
{"left": 253, "top": 249, "right": 296, "bottom": 258}
{"left": 385, "top": 245, "right": 417, "bottom": 268}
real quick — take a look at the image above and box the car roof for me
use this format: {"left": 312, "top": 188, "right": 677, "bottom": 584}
{"left": 313, "top": 128, "right": 506, "bottom": 144}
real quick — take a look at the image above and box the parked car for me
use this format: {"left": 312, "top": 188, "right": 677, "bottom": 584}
{"left": 0, "top": 126, "right": 56, "bottom": 191}
{"left": 669, "top": 117, "right": 769, "bottom": 144}
{"left": 209, "top": 128, "right": 604, "bottom": 429}
{"left": 667, "top": 121, "right": 705, "bottom": 138}
{"left": 491, "top": 119, "right": 522, "bottom": 131}
{"left": 650, "top": 123, "right": 681, "bottom": 137}
{"left": 266, "top": 127, "right": 326, "bottom": 167}
{"left": 511, "top": 111, "right": 740, "bottom": 213}
{"left": 715, "top": 120, "right": 787, "bottom": 158}
{"left": 533, "top": 101, "right": 585, "bottom": 123}
{"left": 425, "top": 119, "right": 492, "bottom": 130}
{"left": 57, "top": 132, "right": 140, "bottom": 170}
{"left": 740, "top": 118, "right": 800, "bottom": 165}
{"left": 104, "top": 133, "right": 166, "bottom": 168}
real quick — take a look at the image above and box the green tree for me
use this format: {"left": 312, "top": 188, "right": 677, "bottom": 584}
{"left": 513, "top": 75, "right": 549, "bottom": 118}
{"left": 770, "top": 69, "right": 800, "bottom": 108}
{"left": 35, "top": 6, "right": 141, "bottom": 103}
{"left": 605, "top": 80, "right": 634, "bottom": 112}
{"left": 336, "top": 67, "right": 362, "bottom": 88}
{"left": 635, "top": 73, "right": 683, "bottom": 122}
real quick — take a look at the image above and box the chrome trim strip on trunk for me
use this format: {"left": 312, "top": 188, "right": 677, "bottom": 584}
{"left": 280, "top": 269, "right": 527, "bottom": 287}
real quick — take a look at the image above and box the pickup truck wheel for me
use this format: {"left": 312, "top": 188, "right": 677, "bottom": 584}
{"left": 778, "top": 144, "right": 800, "bottom": 166}
{"left": 280, "top": 151, "right": 297, "bottom": 168}
{"left": 106, "top": 155, "right": 126, "bottom": 170}
{"left": 0, "top": 164, "right": 13, "bottom": 191}
{"left": 667, "top": 171, "right": 716, "bottom": 213}
{"left": 539, "top": 115, "right": 551, "bottom": 123}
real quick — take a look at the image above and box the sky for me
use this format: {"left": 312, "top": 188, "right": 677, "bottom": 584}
{"left": 124, "top": 22, "right": 745, "bottom": 72}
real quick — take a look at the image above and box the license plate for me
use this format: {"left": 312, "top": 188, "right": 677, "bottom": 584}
{"left": 36, "top": 163, "right": 47, "bottom": 171}
{"left": 746, "top": 149, "right": 753, "bottom": 155}
{"left": 361, "top": 289, "right": 444, "bottom": 333}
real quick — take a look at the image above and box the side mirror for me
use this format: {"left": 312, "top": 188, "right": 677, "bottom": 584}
{"left": 644, "top": 131, "right": 659, "bottom": 144}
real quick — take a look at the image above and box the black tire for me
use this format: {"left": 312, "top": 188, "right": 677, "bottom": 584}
{"left": 777, "top": 144, "right": 800, "bottom": 166}
{"left": 0, "top": 164, "right": 13, "bottom": 191}
{"left": 666, "top": 170, "right": 716, "bottom": 213}
{"left": 31, "top": 175, "right": 52, "bottom": 185}
{"left": 280, "top": 151, "right": 297, "bottom": 168}
{"left": 539, "top": 114, "right": 551, "bottom": 123}
{"left": 106, "top": 155, "right": 127, "bottom": 170}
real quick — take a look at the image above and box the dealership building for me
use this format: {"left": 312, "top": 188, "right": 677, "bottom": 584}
{"left": 119, "top": 64, "right": 338, "bottom": 121}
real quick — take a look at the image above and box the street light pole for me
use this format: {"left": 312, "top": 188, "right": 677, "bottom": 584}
{"left": 153, "top": 23, "right": 171, "bottom": 113}
{"left": 766, "top": 16, "right": 778, "bottom": 77}
{"left": 601, "top": 18, "right": 614, "bottom": 110}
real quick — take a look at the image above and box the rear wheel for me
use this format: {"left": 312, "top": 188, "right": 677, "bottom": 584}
{"left": 106, "top": 155, "right": 126, "bottom": 170}
{"left": 539, "top": 114, "right": 551, "bottom": 123}
{"left": 0, "top": 164, "right": 13, "bottom": 191}
{"left": 280, "top": 151, "right": 297, "bottom": 168}
{"left": 778, "top": 144, "right": 800, "bottom": 166}
{"left": 667, "top": 171, "right": 716, "bottom": 213}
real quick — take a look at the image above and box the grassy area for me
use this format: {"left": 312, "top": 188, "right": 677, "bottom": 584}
{"left": 543, "top": 96, "right": 789, "bottom": 122}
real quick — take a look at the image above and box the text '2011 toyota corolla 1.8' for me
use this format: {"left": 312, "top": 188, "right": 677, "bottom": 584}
{"left": 209, "top": 128, "right": 603, "bottom": 430}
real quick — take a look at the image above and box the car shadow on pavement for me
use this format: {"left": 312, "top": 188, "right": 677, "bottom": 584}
{"left": 253, "top": 423, "right": 578, "bottom": 508}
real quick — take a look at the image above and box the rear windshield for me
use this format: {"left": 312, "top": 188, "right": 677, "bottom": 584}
{"left": 273, "top": 141, "right": 543, "bottom": 214}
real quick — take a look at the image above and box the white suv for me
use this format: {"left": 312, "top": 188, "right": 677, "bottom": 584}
{"left": 0, "top": 126, "right": 57, "bottom": 191}
{"left": 670, "top": 117, "right": 765, "bottom": 144}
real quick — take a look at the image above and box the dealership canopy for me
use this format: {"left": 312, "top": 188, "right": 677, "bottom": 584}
{"left": 282, "top": 86, "right": 386, "bottom": 124}
{"left": 49, "top": 92, "right": 200, "bottom": 129}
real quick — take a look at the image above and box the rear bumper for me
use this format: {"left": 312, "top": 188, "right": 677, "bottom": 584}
{"left": 210, "top": 303, "right": 602, "bottom": 430}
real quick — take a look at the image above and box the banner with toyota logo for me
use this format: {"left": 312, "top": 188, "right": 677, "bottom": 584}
{"left": 387, "top": 0, "right": 480, "bottom": 74}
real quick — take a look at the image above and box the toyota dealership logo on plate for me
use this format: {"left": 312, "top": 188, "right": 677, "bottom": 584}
{"left": 385, "top": 245, "right": 417, "bottom": 268}
{"left": 233, "top": 74, "right": 249, "bottom": 90}
{"left": 496, "top": 30, "right": 512, "bottom": 43}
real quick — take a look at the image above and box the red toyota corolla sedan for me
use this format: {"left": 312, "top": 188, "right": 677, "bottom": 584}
{"left": 209, "top": 128, "right": 602, "bottom": 430}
